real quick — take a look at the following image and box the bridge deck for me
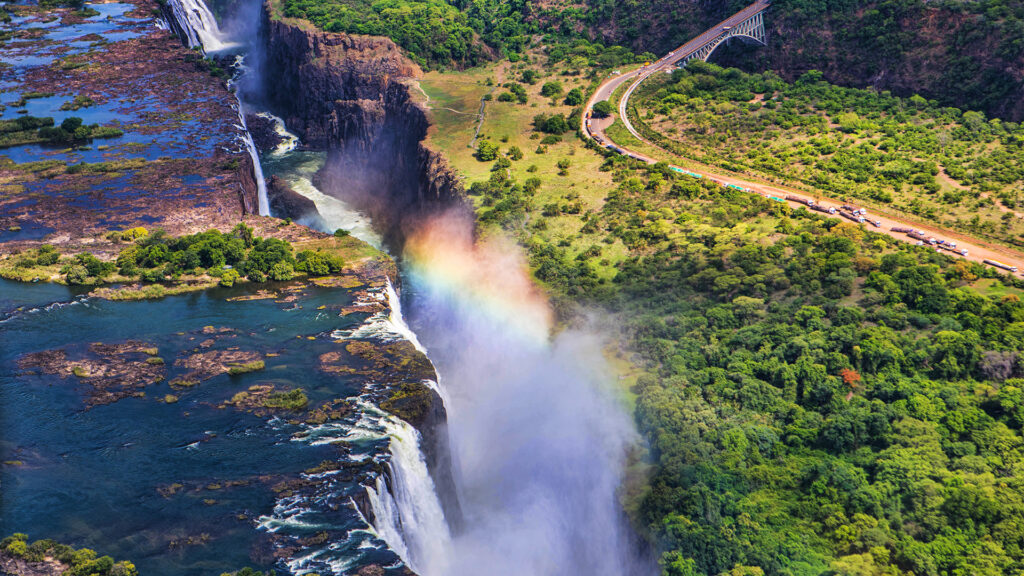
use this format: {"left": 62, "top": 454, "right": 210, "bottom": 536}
{"left": 661, "top": 0, "right": 770, "bottom": 66}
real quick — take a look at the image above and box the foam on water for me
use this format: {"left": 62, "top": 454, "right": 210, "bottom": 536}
{"left": 255, "top": 111, "right": 300, "bottom": 155}
{"left": 163, "top": 0, "right": 237, "bottom": 53}
{"left": 365, "top": 413, "right": 452, "bottom": 575}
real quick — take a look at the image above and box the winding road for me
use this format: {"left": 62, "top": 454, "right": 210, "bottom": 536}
{"left": 582, "top": 2, "right": 1024, "bottom": 277}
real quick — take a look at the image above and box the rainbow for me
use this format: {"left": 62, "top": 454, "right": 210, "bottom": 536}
{"left": 403, "top": 213, "right": 553, "bottom": 346}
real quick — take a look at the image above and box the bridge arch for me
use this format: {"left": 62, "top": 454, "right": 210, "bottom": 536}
{"left": 681, "top": 10, "right": 766, "bottom": 66}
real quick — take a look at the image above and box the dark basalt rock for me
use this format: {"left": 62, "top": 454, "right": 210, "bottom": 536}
{"left": 267, "top": 175, "right": 320, "bottom": 223}
{"left": 245, "top": 113, "right": 284, "bottom": 155}
{"left": 261, "top": 0, "right": 466, "bottom": 537}
{"left": 261, "top": 5, "right": 472, "bottom": 248}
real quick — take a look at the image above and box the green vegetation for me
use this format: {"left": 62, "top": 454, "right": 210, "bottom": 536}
{"left": 751, "top": 0, "right": 1024, "bottom": 121}
{"left": 1, "top": 533, "right": 137, "bottom": 576}
{"left": 484, "top": 147, "right": 1024, "bottom": 574}
{"left": 38, "top": 117, "right": 124, "bottom": 146}
{"left": 60, "top": 95, "right": 95, "bottom": 111}
{"left": 262, "top": 388, "right": 309, "bottom": 410}
{"left": 281, "top": 0, "right": 654, "bottom": 69}
{"left": 631, "top": 61, "right": 1024, "bottom": 247}
{"left": 424, "top": 49, "right": 1024, "bottom": 574}
{"left": 227, "top": 360, "right": 265, "bottom": 375}
{"left": 113, "top": 224, "right": 293, "bottom": 283}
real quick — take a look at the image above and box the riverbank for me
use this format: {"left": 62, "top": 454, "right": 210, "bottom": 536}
{"left": 1, "top": 1, "right": 458, "bottom": 574}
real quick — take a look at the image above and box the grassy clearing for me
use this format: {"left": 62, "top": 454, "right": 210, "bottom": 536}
{"left": 420, "top": 53, "right": 633, "bottom": 278}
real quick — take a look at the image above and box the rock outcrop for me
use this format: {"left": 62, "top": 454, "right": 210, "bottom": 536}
{"left": 260, "top": 0, "right": 466, "bottom": 529}
{"left": 262, "top": 5, "right": 471, "bottom": 245}
{"left": 267, "top": 175, "right": 320, "bottom": 223}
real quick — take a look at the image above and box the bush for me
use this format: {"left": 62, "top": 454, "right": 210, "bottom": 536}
{"left": 333, "top": 228, "right": 350, "bottom": 237}
{"left": 592, "top": 100, "right": 613, "bottom": 118}
{"left": 475, "top": 140, "right": 500, "bottom": 161}
{"left": 296, "top": 250, "right": 345, "bottom": 276}
{"left": 219, "top": 269, "right": 240, "bottom": 287}
{"left": 540, "top": 81, "right": 563, "bottom": 97}
{"left": 263, "top": 388, "right": 308, "bottom": 410}
{"left": 534, "top": 114, "right": 570, "bottom": 134}
{"left": 268, "top": 261, "right": 294, "bottom": 281}
{"left": 228, "top": 361, "right": 265, "bottom": 375}
{"left": 564, "top": 88, "right": 583, "bottom": 106}
{"left": 64, "top": 265, "right": 90, "bottom": 285}
{"left": 35, "top": 245, "right": 59, "bottom": 266}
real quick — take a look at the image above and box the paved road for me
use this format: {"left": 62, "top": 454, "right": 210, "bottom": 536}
{"left": 581, "top": 2, "right": 1024, "bottom": 277}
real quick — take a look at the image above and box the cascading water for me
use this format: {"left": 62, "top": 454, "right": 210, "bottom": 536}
{"left": 164, "top": 2, "right": 647, "bottom": 574}
{"left": 235, "top": 108, "right": 270, "bottom": 215}
{"left": 162, "top": 1, "right": 269, "bottom": 216}
{"left": 163, "top": 0, "right": 235, "bottom": 52}
{"left": 255, "top": 111, "right": 300, "bottom": 155}
{"left": 365, "top": 413, "right": 452, "bottom": 574}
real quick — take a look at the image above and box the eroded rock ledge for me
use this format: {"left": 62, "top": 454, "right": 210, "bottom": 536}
{"left": 260, "top": 0, "right": 466, "bottom": 529}
{"left": 261, "top": 2, "right": 471, "bottom": 245}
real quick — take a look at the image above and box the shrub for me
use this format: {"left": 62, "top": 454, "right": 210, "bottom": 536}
{"left": 475, "top": 140, "right": 500, "bottom": 161}
{"left": 64, "top": 265, "right": 90, "bottom": 285}
{"left": 592, "top": 100, "right": 613, "bottom": 117}
{"left": 5, "top": 538, "right": 27, "bottom": 558}
{"left": 122, "top": 227, "right": 148, "bottom": 240}
{"left": 296, "top": 250, "right": 344, "bottom": 276}
{"left": 540, "top": 81, "right": 563, "bottom": 97}
{"left": 333, "top": 228, "right": 350, "bottom": 237}
{"left": 268, "top": 261, "right": 294, "bottom": 281}
{"left": 227, "top": 360, "right": 264, "bottom": 375}
{"left": 219, "top": 269, "right": 240, "bottom": 287}
{"left": 36, "top": 245, "right": 59, "bottom": 266}
{"left": 263, "top": 388, "right": 308, "bottom": 410}
{"left": 564, "top": 88, "right": 583, "bottom": 106}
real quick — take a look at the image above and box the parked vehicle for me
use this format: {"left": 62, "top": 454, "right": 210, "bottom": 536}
{"left": 984, "top": 259, "right": 1019, "bottom": 273}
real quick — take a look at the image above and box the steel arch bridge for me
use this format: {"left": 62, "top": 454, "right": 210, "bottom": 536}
{"left": 680, "top": 9, "right": 767, "bottom": 65}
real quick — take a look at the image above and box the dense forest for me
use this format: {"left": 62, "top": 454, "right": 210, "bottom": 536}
{"left": 473, "top": 144, "right": 1024, "bottom": 574}
{"left": 285, "top": 0, "right": 1024, "bottom": 119}
{"left": 629, "top": 61, "right": 1024, "bottom": 249}
{"left": 720, "top": 0, "right": 1024, "bottom": 122}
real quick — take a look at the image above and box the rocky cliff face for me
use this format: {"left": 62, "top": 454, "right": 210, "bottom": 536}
{"left": 261, "top": 8, "right": 470, "bottom": 243}
{"left": 260, "top": 1, "right": 466, "bottom": 529}
{"left": 587, "top": 0, "right": 1024, "bottom": 121}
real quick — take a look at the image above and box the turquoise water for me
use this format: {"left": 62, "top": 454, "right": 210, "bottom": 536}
{"left": 0, "top": 279, "right": 407, "bottom": 574}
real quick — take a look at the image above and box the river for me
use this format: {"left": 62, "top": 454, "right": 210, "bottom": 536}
{"left": 0, "top": 0, "right": 651, "bottom": 573}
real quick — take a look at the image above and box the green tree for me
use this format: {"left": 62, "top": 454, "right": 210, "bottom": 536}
{"left": 592, "top": 100, "right": 613, "bottom": 118}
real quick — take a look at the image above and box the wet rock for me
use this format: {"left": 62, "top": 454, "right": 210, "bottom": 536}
{"left": 262, "top": 7, "right": 471, "bottom": 246}
{"left": 174, "top": 349, "right": 263, "bottom": 380}
{"left": 245, "top": 113, "right": 284, "bottom": 154}
{"left": 268, "top": 175, "right": 320, "bottom": 223}
{"left": 0, "top": 552, "right": 67, "bottom": 576}
{"left": 19, "top": 340, "right": 165, "bottom": 406}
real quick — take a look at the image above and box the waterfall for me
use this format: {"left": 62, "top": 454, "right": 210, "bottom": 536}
{"left": 236, "top": 110, "right": 270, "bottom": 215}
{"left": 366, "top": 414, "right": 452, "bottom": 575}
{"left": 162, "top": 0, "right": 269, "bottom": 215}
{"left": 385, "top": 279, "right": 427, "bottom": 355}
{"left": 163, "top": 0, "right": 235, "bottom": 52}
{"left": 164, "top": 3, "right": 457, "bottom": 570}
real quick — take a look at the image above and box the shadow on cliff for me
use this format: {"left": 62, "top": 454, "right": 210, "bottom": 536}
{"left": 255, "top": 5, "right": 656, "bottom": 574}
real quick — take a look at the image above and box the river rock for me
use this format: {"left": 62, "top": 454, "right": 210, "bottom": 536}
{"left": 245, "top": 113, "right": 284, "bottom": 154}
{"left": 268, "top": 175, "right": 322, "bottom": 224}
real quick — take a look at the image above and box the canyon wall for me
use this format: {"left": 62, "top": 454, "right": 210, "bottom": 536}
{"left": 261, "top": 7, "right": 471, "bottom": 242}
{"left": 584, "top": 0, "right": 1024, "bottom": 121}
{"left": 260, "top": 1, "right": 466, "bottom": 527}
